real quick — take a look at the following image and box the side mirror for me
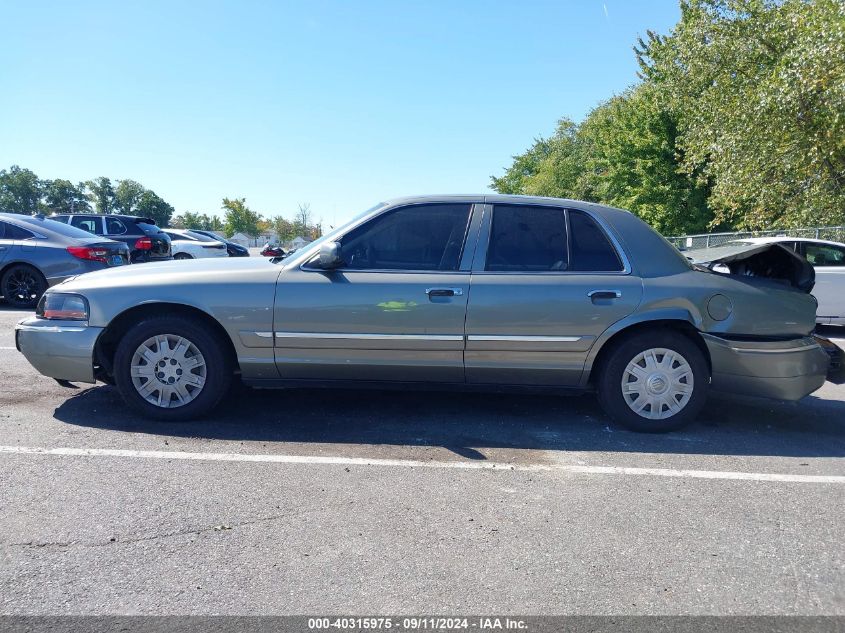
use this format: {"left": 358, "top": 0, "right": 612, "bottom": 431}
{"left": 318, "top": 241, "right": 343, "bottom": 269}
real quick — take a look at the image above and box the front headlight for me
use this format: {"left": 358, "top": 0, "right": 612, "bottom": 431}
{"left": 36, "top": 293, "right": 89, "bottom": 321}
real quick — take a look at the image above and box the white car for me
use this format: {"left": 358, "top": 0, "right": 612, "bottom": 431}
{"left": 162, "top": 229, "right": 229, "bottom": 260}
{"left": 727, "top": 237, "right": 845, "bottom": 326}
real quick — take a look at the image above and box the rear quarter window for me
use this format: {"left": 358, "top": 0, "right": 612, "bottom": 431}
{"left": 568, "top": 210, "right": 624, "bottom": 272}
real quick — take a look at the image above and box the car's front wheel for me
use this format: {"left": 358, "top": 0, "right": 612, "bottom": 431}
{"left": 596, "top": 331, "right": 708, "bottom": 432}
{"left": 113, "top": 316, "right": 232, "bottom": 420}
{"left": 1, "top": 264, "right": 47, "bottom": 309}
{"left": 173, "top": 253, "right": 193, "bottom": 260}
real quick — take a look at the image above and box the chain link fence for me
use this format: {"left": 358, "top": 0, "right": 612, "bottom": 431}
{"left": 668, "top": 226, "right": 845, "bottom": 251}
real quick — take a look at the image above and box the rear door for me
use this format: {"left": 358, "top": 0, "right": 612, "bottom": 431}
{"left": 464, "top": 204, "right": 642, "bottom": 386}
{"left": 273, "top": 202, "right": 479, "bottom": 382}
{"left": 802, "top": 242, "right": 845, "bottom": 322}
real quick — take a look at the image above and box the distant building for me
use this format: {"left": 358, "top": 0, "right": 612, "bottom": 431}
{"left": 288, "top": 236, "right": 311, "bottom": 250}
{"left": 228, "top": 232, "right": 251, "bottom": 247}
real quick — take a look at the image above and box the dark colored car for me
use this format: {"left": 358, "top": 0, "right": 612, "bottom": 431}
{"left": 190, "top": 230, "right": 249, "bottom": 257}
{"left": 50, "top": 214, "right": 171, "bottom": 263}
{"left": 0, "top": 213, "right": 130, "bottom": 308}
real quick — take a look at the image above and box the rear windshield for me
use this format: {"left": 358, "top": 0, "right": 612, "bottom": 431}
{"left": 137, "top": 222, "right": 163, "bottom": 234}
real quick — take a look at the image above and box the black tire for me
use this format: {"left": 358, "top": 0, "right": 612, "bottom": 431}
{"left": 113, "top": 315, "right": 232, "bottom": 421}
{"left": 596, "top": 330, "right": 709, "bottom": 432}
{"left": 1, "top": 264, "right": 47, "bottom": 309}
{"left": 173, "top": 253, "right": 193, "bottom": 260}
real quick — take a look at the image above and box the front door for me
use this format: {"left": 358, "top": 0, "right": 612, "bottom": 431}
{"left": 465, "top": 204, "right": 642, "bottom": 386}
{"left": 273, "top": 202, "right": 480, "bottom": 382}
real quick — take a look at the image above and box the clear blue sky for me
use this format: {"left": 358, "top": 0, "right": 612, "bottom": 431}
{"left": 1, "top": 0, "right": 680, "bottom": 228}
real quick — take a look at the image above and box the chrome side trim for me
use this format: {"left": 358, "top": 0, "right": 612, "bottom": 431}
{"left": 254, "top": 331, "right": 274, "bottom": 338}
{"left": 274, "top": 332, "right": 465, "bottom": 342}
{"left": 732, "top": 343, "right": 821, "bottom": 354}
{"left": 467, "top": 335, "right": 583, "bottom": 343}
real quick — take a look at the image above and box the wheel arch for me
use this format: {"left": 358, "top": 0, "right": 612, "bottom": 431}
{"left": 585, "top": 313, "right": 712, "bottom": 388}
{"left": 0, "top": 260, "right": 46, "bottom": 282}
{"left": 94, "top": 302, "right": 240, "bottom": 381}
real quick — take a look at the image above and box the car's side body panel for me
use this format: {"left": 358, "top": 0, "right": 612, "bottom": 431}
{"left": 51, "top": 258, "right": 282, "bottom": 381}
{"left": 14, "top": 195, "right": 833, "bottom": 408}
{"left": 272, "top": 267, "right": 470, "bottom": 382}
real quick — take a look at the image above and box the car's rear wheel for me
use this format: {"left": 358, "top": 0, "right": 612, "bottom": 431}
{"left": 596, "top": 331, "right": 708, "bottom": 432}
{"left": 173, "top": 253, "right": 192, "bottom": 260}
{"left": 113, "top": 316, "right": 231, "bottom": 420}
{"left": 1, "top": 264, "right": 47, "bottom": 309}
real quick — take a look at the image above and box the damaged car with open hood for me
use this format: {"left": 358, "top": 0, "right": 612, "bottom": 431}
{"left": 14, "top": 195, "right": 845, "bottom": 432}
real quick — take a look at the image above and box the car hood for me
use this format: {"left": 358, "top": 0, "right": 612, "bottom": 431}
{"left": 684, "top": 242, "right": 815, "bottom": 293}
{"left": 53, "top": 256, "right": 280, "bottom": 292}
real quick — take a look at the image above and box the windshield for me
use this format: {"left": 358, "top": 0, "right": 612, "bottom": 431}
{"left": 276, "top": 202, "right": 387, "bottom": 264}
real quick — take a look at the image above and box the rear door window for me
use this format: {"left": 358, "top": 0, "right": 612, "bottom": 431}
{"left": 486, "top": 205, "right": 568, "bottom": 271}
{"left": 6, "top": 224, "right": 35, "bottom": 240}
{"left": 69, "top": 215, "right": 103, "bottom": 235}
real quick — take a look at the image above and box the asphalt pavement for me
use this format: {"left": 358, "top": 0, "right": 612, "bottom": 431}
{"left": 0, "top": 306, "right": 843, "bottom": 615}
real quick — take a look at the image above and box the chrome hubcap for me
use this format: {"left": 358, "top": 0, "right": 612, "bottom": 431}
{"left": 621, "top": 347, "right": 694, "bottom": 420}
{"left": 130, "top": 334, "right": 206, "bottom": 408}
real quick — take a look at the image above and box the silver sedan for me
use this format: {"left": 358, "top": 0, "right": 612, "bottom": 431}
{"left": 15, "top": 195, "right": 838, "bottom": 432}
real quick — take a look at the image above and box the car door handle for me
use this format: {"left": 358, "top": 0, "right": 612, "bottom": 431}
{"left": 426, "top": 287, "right": 463, "bottom": 297}
{"left": 588, "top": 290, "right": 621, "bottom": 300}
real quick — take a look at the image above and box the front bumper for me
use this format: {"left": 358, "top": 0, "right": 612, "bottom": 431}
{"left": 15, "top": 317, "right": 102, "bottom": 384}
{"left": 703, "top": 334, "right": 829, "bottom": 401}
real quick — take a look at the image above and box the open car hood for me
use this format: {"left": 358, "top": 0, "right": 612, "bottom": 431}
{"left": 684, "top": 242, "right": 815, "bottom": 293}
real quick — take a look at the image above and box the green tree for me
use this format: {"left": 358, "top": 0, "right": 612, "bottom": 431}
{"left": 206, "top": 215, "right": 224, "bottom": 232}
{"left": 0, "top": 165, "right": 43, "bottom": 215}
{"left": 270, "top": 215, "right": 295, "bottom": 242}
{"left": 222, "top": 197, "right": 262, "bottom": 237}
{"left": 491, "top": 94, "right": 710, "bottom": 235}
{"left": 135, "top": 190, "right": 174, "bottom": 227}
{"left": 171, "top": 212, "right": 223, "bottom": 231}
{"left": 85, "top": 177, "right": 115, "bottom": 214}
{"left": 113, "top": 179, "right": 146, "bottom": 215}
{"left": 43, "top": 179, "right": 91, "bottom": 215}
{"left": 577, "top": 85, "right": 712, "bottom": 234}
{"left": 491, "top": 119, "right": 589, "bottom": 199}
{"left": 636, "top": 0, "right": 845, "bottom": 229}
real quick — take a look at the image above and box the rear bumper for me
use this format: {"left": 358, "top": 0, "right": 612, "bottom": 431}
{"left": 15, "top": 316, "right": 101, "bottom": 384}
{"left": 703, "top": 334, "right": 829, "bottom": 401}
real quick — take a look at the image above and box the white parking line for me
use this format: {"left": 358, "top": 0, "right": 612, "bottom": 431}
{"left": 0, "top": 445, "right": 842, "bottom": 484}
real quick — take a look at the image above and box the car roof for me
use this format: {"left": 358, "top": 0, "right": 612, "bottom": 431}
{"left": 50, "top": 212, "right": 158, "bottom": 224}
{"left": 382, "top": 193, "right": 629, "bottom": 210}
